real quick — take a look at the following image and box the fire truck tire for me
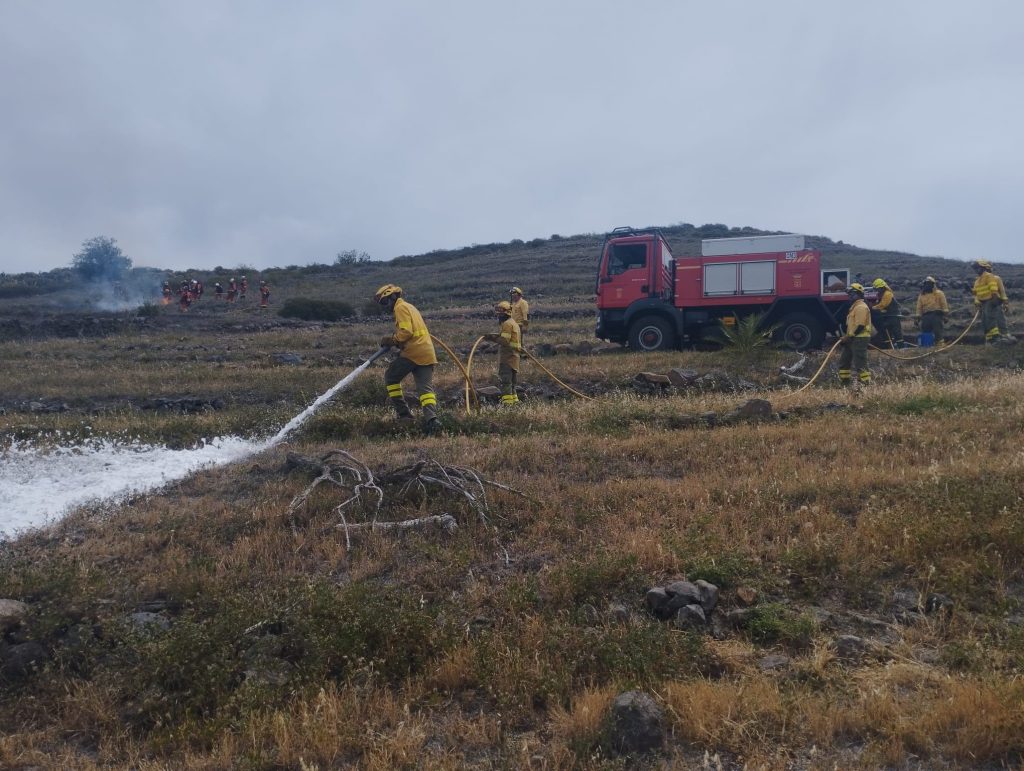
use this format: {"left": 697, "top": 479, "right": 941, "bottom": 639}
{"left": 628, "top": 316, "right": 674, "bottom": 351}
{"left": 776, "top": 313, "right": 824, "bottom": 350}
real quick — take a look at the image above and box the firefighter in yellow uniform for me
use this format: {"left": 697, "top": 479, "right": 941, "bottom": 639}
{"left": 509, "top": 287, "right": 529, "bottom": 342}
{"left": 871, "top": 278, "right": 903, "bottom": 348}
{"left": 915, "top": 276, "right": 949, "bottom": 342}
{"left": 374, "top": 284, "right": 440, "bottom": 433}
{"left": 971, "top": 260, "right": 1012, "bottom": 343}
{"left": 485, "top": 301, "right": 522, "bottom": 405}
{"left": 838, "top": 283, "right": 872, "bottom": 387}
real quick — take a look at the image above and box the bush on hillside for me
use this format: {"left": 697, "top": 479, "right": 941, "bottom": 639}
{"left": 278, "top": 297, "right": 355, "bottom": 321}
{"left": 72, "top": 236, "right": 132, "bottom": 281}
{"left": 361, "top": 300, "right": 384, "bottom": 317}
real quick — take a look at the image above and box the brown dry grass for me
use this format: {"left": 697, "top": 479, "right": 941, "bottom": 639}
{"left": 2, "top": 310, "right": 1024, "bottom": 768}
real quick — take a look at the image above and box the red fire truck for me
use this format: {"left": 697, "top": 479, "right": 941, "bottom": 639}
{"left": 595, "top": 228, "right": 852, "bottom": 351}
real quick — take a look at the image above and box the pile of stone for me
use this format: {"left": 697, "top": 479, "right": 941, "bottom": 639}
{"left": 644, "top": 579, "right": 720, "bottom": 631}
{"left": 633, "top": 368, "right": 757, "bottom": 395}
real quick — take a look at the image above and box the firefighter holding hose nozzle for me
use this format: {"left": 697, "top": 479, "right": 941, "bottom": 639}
{"left": 484, "top": 301, "right": 522, "bottom": 406}
{"left": 374, "top": 284, "right": 441, "bottom": 435}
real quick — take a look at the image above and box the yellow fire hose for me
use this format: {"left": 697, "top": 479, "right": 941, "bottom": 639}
{"left": 523, "top": 349, "right": 595, "bottom": 400}
{"left": 430, "top": 334, "right": 480, "bottom": 413}
{"left": 869, "top": 310, "right": 979, "bottom": 361}
{"left": 462, "top": 336, "right": 487, "bottom": 414}
{"left": 780, "top": 309, "right": 982, "bottom": 398}
{"left": 463, "top": 335, "right": 595, "bottom": 412}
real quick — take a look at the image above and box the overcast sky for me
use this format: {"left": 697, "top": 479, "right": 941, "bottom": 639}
{"left": 1, "top": 1, "right": 1022, "bottom": 274}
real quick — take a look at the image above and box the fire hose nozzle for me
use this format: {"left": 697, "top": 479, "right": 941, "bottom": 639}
{"left": 361, "top": 346, "right": 390, "bottom": 366}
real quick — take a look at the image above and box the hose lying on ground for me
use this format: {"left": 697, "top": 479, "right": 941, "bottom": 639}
{"left": 777, "top": 338, "right": 844, "bottom": 397}
{"left": 522, "top": 349, "right": 595, "bottom": 400}
{"left": 870, "top": 309, "right": 979, "bottom": 361}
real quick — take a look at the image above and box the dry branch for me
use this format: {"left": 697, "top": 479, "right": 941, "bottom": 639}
{"left": 337, "top": 514, "right": 457, "bottom": 535}
{"left": 780, "top": 355, "right": 808, "bottom": 375}
{"left": 285, "top": 450, "right": 525, "bottom": 544}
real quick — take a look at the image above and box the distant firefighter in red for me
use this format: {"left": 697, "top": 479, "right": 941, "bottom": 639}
{"left": 178, "top": 282, "right": 193, "bottom": 312}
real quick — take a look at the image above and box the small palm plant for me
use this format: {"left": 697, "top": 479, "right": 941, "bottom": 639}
{"left": 719, "top": 313, "right": 777, "bottom": 359}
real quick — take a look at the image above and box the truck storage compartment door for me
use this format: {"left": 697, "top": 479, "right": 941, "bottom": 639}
{"left": 740, "top": 261, "right": 775, "bottom": 295}
{"left": 703, "top": 262, "right": 738, "bottom": 297}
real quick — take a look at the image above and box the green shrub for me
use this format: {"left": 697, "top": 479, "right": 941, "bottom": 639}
{"left": 890, "top": 393, "right": 964, "bottom": 415}
{"left": 278, "top": 297, "right": 355, "bottom": 321}
{"left": 719, "top": 312, "right": 777, "bottom": 358}
{"left": 361, "top": 300, "right": 384, "bottom": 317}
{"left": 737, "top": 603, "right": 816, "bottom": 649}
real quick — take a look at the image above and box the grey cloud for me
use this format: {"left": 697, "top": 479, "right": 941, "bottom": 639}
{"left": 1, "top": 0, "right": 1023, "bottom": 273}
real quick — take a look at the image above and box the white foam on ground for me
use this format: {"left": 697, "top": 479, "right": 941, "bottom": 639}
{"left": 0, "top": 357, "right": 377, "bottom": 539}
{"left": 0, "top": 436, "right": 267, "bottom": 538}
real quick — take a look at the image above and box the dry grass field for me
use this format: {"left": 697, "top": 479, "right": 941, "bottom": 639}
{"left": 2, "top": 232, "right": 1024, "bottom": 769}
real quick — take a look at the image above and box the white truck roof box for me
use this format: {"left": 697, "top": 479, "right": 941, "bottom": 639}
{"left": 701, "top": 234, "right": 805, "bottom": 257}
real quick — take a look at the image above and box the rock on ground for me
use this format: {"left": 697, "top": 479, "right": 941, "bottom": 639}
{"left": 609, "top": 690, "right": 664, "bottom": 754}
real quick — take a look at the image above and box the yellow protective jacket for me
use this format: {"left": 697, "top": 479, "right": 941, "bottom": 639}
{"left": 875, "top": 288, "right": 899, "bottom": 316}
{"left": 916, "top": 288, "right": 949, "bottom": 316}
{"left": 973, "top": 272, "right": 1007, "bottom": 304}
{"left": 388, "top": 298, "right": 437, "bottom": 365}
{"left": 845, "top": 299, "right": 872, "bottom": 338}
{"left": 510, "top": 298, "right": 529, "bottom": 331}
{"left": 498, "top": 317, "right": 522, "bottom": 370}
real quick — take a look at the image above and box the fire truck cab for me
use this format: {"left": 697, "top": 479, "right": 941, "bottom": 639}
{"left": 595, "top": 228, "right": 851, "bottom": 351}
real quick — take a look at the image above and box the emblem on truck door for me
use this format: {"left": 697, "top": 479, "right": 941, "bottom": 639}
{"left": 785, "top": 251, "right": 797, "bottom": 260}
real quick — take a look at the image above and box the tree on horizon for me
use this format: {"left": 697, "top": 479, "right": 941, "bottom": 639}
{"left": 72, "top": 236, "right": 132, "bottom": 281}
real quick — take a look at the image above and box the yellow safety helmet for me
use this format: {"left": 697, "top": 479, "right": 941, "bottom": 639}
{"left": 872, "top": 278, "right": 888, "bottom": 289}
{"left": 495, "top": 300, "right": 512, "bottom": 314}
{"left": 510, "top": 286, "right": 523, "bottom": 296}
{"left": 972, "top": 259, "right": 992, "bottom": 271}
{"left": 848, "top": 282, "right": 865, "bottom": 294}
{"left": 922, "top": 276, "right": 936, "bottom": 285}
{"left": 374, "top": 284, "right": 402, "bottom": 304}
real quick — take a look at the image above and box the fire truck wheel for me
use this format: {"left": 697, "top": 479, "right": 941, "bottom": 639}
{"left": 628, "top": 316, "right": 674, "bottom": 351}
{"left": 776, "top": 313, "right": 824, "bottom": 350}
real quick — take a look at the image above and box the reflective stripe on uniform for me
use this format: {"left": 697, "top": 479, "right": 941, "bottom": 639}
{"left": 500, "top": 394, "right": 516, "bottom": 404}
{"left": 419, "top": 393, "right": 437, "bottom": 407}
{"left": 387, "top": 384, "right": 404, "bottom": 397}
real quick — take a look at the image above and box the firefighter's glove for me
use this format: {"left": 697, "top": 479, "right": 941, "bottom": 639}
{"left": 838, "top": 337, "right": 849, "bottom": 346}
{"left": 379, "top": 336, "right": 395, "bottom": 348}
{"left": 482, "top": 334, "right": 500, "bottom": 343}
{"left": 1003, "top": 302, "right": 1010, "bottom": 314}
